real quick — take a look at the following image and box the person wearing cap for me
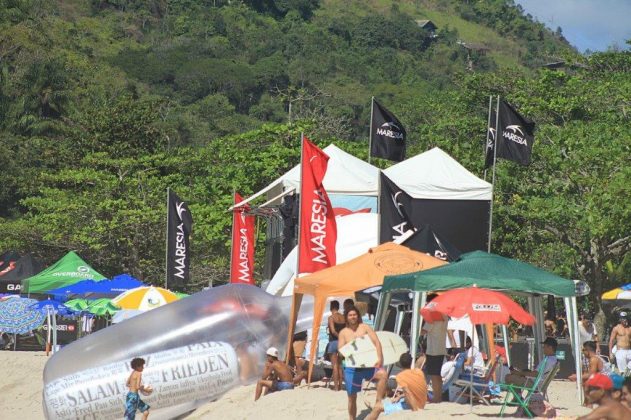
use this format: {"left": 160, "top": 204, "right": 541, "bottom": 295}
{"left": 609, "top": 374, "right": 625, "bottom": 402}
{"left": 504, "top": 337, "right": 558, "bottom": 387}
{"left": 365, "top": 353, "right": 427, "bottom": 419}
{"left": 608, "top": 312, "right": 631, "bottom": 373}
{"left": 577, "top": 373, "right": 629, "bottom": 420}
{"left": 254, "top": 347, "right": 295, "bottom": 401}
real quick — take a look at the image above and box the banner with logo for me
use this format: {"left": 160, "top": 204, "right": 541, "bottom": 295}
{"left": 166, "top": 190, "right": 193, "bottom": 289}
{"left": 298, "top": 136, "right": 337, "bottom": 274}
{"left": 230, "top": 192, "right": 255, "bottom": 285}
{"left": 485, "top": 99, "right": 535, "bottom": 167}
{"left": 370, "top": 99, "right": 406, "bottom": 162}
{"left": 0, "top": 254, "right": 44, "bottom": 293}
{"left": 22, "top": 251, "right": 105, "bottom": 294}
{"left": 379, "top": 172, "right": 489, "bottom": 253}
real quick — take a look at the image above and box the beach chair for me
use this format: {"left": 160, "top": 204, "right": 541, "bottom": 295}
{"left": 539, "top": 362, "right": 560, "bottom": 401}
{"left": 453, "top": 354, "right": 500, "bottom": 405}
{"left": 498, "top": 357, "right": 550, "bottom": 418}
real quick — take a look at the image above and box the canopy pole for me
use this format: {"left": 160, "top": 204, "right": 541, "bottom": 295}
{"left": 375, "top": 291, "right": 391, "bottom": 331}
{"left": 501, "top": 324, "right": 511, "bottom": 367}
{"left": 486, "top": 95, "right": 500, "bottom": 252}
{"left": 533, "top": 296, "right": 545, "bottom": 364}
{"left": 410, "top": 292, "right": 421, "bottom": 361}
{"left": 368, "top": 97, "right": 375, "bottom": 164}
{"left": 565, "top": 297, "right": 584, "bottom": 404}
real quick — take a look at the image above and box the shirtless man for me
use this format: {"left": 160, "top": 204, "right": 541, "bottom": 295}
{"left": 608, "top": 313, "right": 631, "bottom": 373}
{"left": 578, "top": 373, "right": 630, "bottom": 420}
{"left": 254, "top": 347, "right": 295, "bottom": 401}
{"left": 570, "top": 341, "right": 604, "bottom": 388}
{"left": 124, "top": 357, "right": 151, "bottom": 420}
{"left": 338, "top": 306, "right": 387, "bottom": 420}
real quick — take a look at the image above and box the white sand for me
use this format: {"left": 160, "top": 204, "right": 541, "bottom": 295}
{"left": 3, "top": 351, "right": 590, "bottom": 419}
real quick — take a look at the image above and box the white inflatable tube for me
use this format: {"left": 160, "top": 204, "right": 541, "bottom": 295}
{"left": 42, "top": 284, "right": 314, "bottom": 419}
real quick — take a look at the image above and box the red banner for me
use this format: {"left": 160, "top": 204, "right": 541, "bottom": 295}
{"left": 230, "top": 192, "right": 256, "bottom": 284}
{"left": 298, "top": 136, "right": 337, "bottom": 274}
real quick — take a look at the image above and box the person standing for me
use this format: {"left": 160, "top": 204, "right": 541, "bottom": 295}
{"left": 421, "top": 293, "right": 448, "bottom": 403}
{"left": 327, "top": 300, "right": 346, "bottom": 391}
{"left": 125, "top": 357, "right": 151, "bottom": 420}
{"left": 579, "top": 313, "right": 599, "bottom": 346}
{"left": 338, "top": 306, "right": 387, "bottom": 420}
{"left": 608, "top": 313, "right": 631, "bottom": 373}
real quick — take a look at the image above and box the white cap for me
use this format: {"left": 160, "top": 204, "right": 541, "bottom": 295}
{"left": 266, "top": 347, "right": 279, "bottom": 358}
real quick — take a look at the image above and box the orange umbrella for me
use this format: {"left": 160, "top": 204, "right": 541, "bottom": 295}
{"left": 421, "top": 287, "right": 535, "bottom": 326}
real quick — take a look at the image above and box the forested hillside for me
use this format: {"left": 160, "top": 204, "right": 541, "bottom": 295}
{"left": 1, "top": 0, "right": 629, "bottom": 312}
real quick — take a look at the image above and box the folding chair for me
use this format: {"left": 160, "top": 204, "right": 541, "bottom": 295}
{"left": 453, "top": 355, "right": 500, "bottom": 405}
{"left": 498, "top": 357, "right": 550, "bottom": 418}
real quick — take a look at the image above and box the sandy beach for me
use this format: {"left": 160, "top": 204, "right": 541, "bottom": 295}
{"left": 4, "top": 350, "right": 591, "bottom": 420}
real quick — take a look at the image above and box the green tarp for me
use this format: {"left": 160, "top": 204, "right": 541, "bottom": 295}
{"left": 382, "top": 250, "right": 576, "bottom": 297}
{"left": 22, "top": 251, "right": 106, "bottom": 294}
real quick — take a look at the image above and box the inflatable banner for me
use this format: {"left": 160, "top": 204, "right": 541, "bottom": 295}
{"left": 43, "top": 284, "right": 314, "bottom": 419}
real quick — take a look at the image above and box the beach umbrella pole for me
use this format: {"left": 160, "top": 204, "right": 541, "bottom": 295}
{"left": 13, "top": 333, "right": 16, "bottom": 351}
{"left": 46, "top": 307, "right": 52, "bottom": 356}
{"left": 52, "top": 310, "right": 58, "bottom": 353}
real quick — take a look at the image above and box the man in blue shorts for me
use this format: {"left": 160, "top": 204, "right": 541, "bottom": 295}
{"left": 338, "top": 306, "right": 387, "bottom": 420}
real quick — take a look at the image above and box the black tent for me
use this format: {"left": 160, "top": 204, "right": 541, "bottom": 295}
{"left": 0, "top": 254, "right": 44, "bottom": 293}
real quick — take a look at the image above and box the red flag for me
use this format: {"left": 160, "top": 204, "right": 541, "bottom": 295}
{"left": 230, "top": 192, "right": 256, "bottom": 285}
{"left": 298, "top": 136, "right": 337, "bottom": 274}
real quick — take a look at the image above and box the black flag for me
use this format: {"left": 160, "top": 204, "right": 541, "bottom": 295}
{"left": 379, "top": 172, "right": 414, "bottom": 243}
{"left": 166, "top": 190, "right": 193, "bottom": 289}
{"left": 485, "top": 99, "right": 535, "bottom": 167}
{"left": 370, "top": 99, "right": 406, "bottom": 162}
{"left": 402, "top": 225, "right": 462, "bottom": 262}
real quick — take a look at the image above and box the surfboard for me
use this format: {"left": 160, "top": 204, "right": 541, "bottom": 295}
{"left": 339, "top": 331, "right": 409, "bottom": 368}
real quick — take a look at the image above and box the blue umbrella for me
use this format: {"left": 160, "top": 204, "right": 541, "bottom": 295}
{"left": 0, "top": 297, "right": 46, "bottom": 334}
{"left": 30, "top": 299, "right": 75, "bottom": 316}
{"left": 47, "top": 274, "right": 146, "bottom": 300}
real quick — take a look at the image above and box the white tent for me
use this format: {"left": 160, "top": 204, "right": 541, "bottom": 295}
{"left": 383, "top": 147, "right": 492, "bottom": 200}
{"left": 233, "top": 144, "right": 380, "bottom": 210}
{"left": 265, "top": 213, "right": 378, "bottom": 296}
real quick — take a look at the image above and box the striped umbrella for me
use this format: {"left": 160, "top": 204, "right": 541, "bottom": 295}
{"left": 112, "top": 286, "right": 179, "bottom": 310}
{"left": 602, "top": 283, "right": 631, "bottom": 307}
{"left": 0, "top": 297, "right": 46, "bottom": 334}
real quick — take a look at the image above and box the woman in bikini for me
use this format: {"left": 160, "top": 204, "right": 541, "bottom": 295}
{"left": 327, "top": 300, "right": 346, "bottom": 391}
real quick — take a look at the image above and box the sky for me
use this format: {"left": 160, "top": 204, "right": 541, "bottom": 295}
{"left": 515, "top": 0, "right": 631, "bottom": 52}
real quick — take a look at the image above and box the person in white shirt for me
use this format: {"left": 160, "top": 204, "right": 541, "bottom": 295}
{"left": 578, "top": 312, "right": 599, "bottom": 346}
{"left": 464, "top": 337, "right": 485, "bottom": 369}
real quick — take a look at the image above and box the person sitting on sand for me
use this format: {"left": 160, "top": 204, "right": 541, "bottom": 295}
{"left": 338, "top": 306, "right": 388, "bottom": 420}
{"left": 569, "top": 341, "right": 604, "bottom": 387}
{"left": 365, "top": 352, "right": 427, "bottom": 419}
{"left": 577, "top": 373, "right": 630, "bottom": 420}
{"left": 254, "top": 347, "right": 295, "bottom": 401}
{"left": 125, "top": 357, "right": 151, "bottom": 420}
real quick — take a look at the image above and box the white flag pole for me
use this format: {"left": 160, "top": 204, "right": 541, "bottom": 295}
{"left": 483, "top": 95, "right": 493, "bottom": 181}
{"left": 487, "top": 96, "right": 500, "bottom": 253}
{"left": 165, "top": 187, "right": 170, "bottom": 289}
{"left": 295, "top": 133, "right": 304, "bottom": 279}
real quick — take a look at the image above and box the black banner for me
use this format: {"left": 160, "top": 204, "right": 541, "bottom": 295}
{"left": 379, "top": 172, "right": 413, "bottom": 243}
{"left": 0, "top": 254, "right": 43, "bottom": 293}
{"left": 485, "top": 99, "right": 535, "bottom": 167}
{"left": 167, "top": 190, "right": 193, "bottom": 289}
{"left": 402, "top": 224, "right": 462, "bottom": 262}
{"left": 370, "top": 99, "right": 406, "bottom": 162}
{"left": 379, "top": 173, "right": 489, "bottom": 253}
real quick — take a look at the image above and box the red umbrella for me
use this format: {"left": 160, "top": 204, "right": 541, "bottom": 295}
{"left": 420, "top": 287, "right": 535, "bottom": 326}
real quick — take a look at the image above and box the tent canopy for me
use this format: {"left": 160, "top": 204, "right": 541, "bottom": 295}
{"left": 47, "top": 274, "right": 145, "bottom": 300}
{"left": 288, "top": 242, "right": 448, "bottom": 381}
{"left": 22, "top": 251, "right": 106, "bottom": 294}
{"left": 383, "top": 147, "right": 492, "bottom": 200}
{"left": 382, "top": 250, "right": 576, "bottom": 298}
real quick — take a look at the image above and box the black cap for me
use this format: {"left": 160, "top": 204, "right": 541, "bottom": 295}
{"left": 397, "top": 353, "right": 413, "bottom": 369}
{"left": 541, "top": 337, "right": 558, "bottom": 349}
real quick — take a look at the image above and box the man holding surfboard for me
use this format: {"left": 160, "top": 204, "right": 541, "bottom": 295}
{"left": 338, "top": 306, "right": 388, "bottom": 420}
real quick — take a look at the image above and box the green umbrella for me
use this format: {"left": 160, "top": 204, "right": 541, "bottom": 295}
{"left": 174, "top": 292, "right": 189, "bottom": 299}
{"left": 87, "top": 298, "right": 119, "bottom": 316}
{"left": 64, "top": 299, "right": 90, "bottom": 312}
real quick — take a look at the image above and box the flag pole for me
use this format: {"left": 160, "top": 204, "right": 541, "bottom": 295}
{"left": 377, "top": 170, "right": 382, "bottom": 244}
{"left": 483, "top": 95, "right": 493, "bottom": 181}
{"left": 229, "top": 189, "right": 236, "bottom": 286}
{"left": 487, "top": 96, "right": 500, "bottom": 252}
{"left": 368, "top": 96, "right": 375, "bottom": 164}
{"left": 165, "top": 187, "right": 170, "bottom": 289}
{"left": 295, "top": 133, "right": 304, "bottom": 280}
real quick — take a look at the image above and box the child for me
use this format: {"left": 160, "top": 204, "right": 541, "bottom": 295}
{"left": 125, "top": 357, "right": 151, "bottom": 420}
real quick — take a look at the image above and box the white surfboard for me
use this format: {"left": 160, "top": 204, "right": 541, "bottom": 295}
{"left": 339, "top": 331, "right": 408, "bottom": 368}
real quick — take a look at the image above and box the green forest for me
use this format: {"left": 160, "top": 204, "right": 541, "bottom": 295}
{"left": 0, "top": 0, "right": 629, "bottom": 313}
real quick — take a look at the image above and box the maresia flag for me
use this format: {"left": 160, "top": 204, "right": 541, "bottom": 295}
{"left": 230, "top": 192, "right": 255, "bottom": 285}
{"left": 370, "top": 99, "right": 406, "bottom": 162}
{"left": 485, "top": 99, "right": 535, "bottom": 167}
{"left": 298, "top": 136, "right": 337, "bottom": 274}
{"left": 166, "top": 190, "right": 193, "bottom": 289}
{"left": 379, "top": 172, "right": 414, "bottom": 243}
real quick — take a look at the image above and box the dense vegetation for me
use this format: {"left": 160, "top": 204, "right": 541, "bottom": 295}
{"left": 0, "top": 0, "right": 629, "bottom": 317}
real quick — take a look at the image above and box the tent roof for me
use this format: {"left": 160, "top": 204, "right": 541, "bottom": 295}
{"left": 22, "top": 251, "right": 106, "bottom": 294}
{"left": 383, "top": 147, "right": 492, "bottom": 200}
{"left": 295, "top": 242, "right": 447, "bottom": 298}
{"left": 382, "top": 250, "right": 576, "bottom": 297}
